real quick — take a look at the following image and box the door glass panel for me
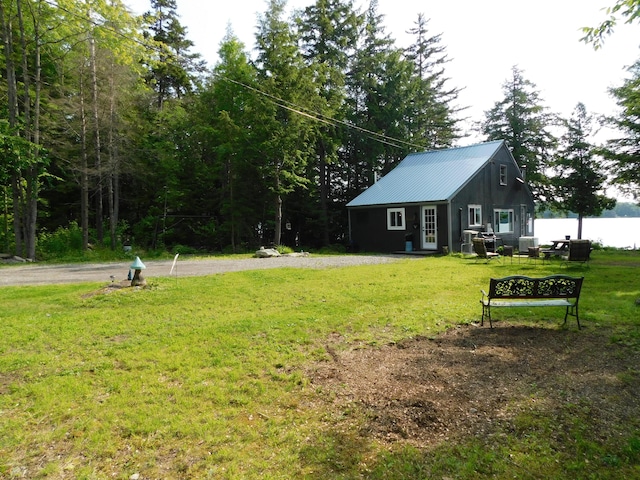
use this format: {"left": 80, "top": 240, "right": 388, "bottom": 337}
{"left": 423, "top": 207, "right": 437, "bottom": 249}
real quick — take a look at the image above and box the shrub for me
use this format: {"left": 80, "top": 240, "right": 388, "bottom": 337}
{"left": 37, "top": 222, "right": 83, "bottom": 259}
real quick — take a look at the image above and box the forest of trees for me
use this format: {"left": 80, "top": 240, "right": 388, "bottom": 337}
{"left": 1, "top": 0, "right": 638, "bottom": 257}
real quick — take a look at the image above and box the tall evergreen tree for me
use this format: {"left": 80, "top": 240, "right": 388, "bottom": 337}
{"left": 404, "top": 13, "right": 461, "bottom": 148}
{"left": 254, "top": 0, "right": 316, "bottom": 246}
{"left": 552, "top": 103, "right": 616, "bottom": 238}
{"left": 480, "top": 66, "right": 557, "bottom": 203}
{"left": 344, "top": 0, "right": 403, "bottom": 193}
{"left": 296, "top": 0, "right": 361, "bottom": 246}
{"left": 599, "top": 59, "right": 640, "bottom": 201}
{"left": 142, "top": 0, "right": 205, "bottom": 109}
{"left": 184, "top": 30, "right": 265, "bottom": 251}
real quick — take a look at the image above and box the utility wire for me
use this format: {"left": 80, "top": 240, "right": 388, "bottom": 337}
{"left": 43, "top": 0, "right": 433, "bottom": 152}
{"left": 220, "top": 76, "right": 430, "bottom": 151}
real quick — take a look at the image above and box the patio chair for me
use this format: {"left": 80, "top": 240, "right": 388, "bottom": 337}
{"left": 472, "top": 237, "right": 500, "bottom": 263}
{"left": 528, "top": 246, "right": 541, "bottom": 264}
{"left": 562, "top": 239, "right": 592, "bottom": 267}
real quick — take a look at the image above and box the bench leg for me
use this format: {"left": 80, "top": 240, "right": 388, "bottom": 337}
{"left": 481, "top": 302, "right": 493, "bottom": 328}
{"left": 563, "top": 304, "right": 581, "bottom": 330}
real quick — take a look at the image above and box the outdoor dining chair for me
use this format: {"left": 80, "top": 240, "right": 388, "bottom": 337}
{"left": 562, "top": 239, "right": 592, "bottom": 267}
{"left": 472, "top": 237, "right": 501, "bottom": 263}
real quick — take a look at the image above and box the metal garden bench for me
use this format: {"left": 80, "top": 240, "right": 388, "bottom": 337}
{"left": 480, "top": 275, "right": 584, "bottom": 329}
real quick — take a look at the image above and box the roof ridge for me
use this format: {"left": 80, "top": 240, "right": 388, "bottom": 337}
{"left": 409, "top": 139, "right": 503, "bottom": 156}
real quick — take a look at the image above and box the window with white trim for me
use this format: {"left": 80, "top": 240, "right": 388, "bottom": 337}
{"left": 494, "top": 209, "right": 514, "bottom": 233}
{"left": 499, "top": 164, "right": 507, "bottom": 186}
{"left": 468, "top": 205, "right": 482, "bottom": 227}
{"left": 387, "top": 208, "right": 406, "bottom": 230}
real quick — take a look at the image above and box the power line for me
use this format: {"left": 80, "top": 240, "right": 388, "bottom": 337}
{"left": 219, "top": 76, "right": 430, "bottom": 151}
{"left": 42, "top": 0, "right": 438, "bottom": 152}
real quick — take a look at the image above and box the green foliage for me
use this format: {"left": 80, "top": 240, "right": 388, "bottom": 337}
{"left": 275, "top": 244, "right": 294, "bottom": 254}
{"left": 7, "top": 0, "right": 639, "bottom": 261}
{"left": 405, "top": 13, "right": 462, "bottom": 149}
{"left": 36, "top": 222, "right": 84, "bottom": 259}
{"left": 599, "top": 59, "right": 640, "bottom": 201}
{"left": 551, "top": 103, "right": 617, "bottom": 236}
{"left": 317, "top": 243, "right": 347, "bottom": 254}
{"left": 142, "top": 0, "right": 205, "bottom": 107}
{"left": 480, "top": 66, "right": 557, "bottom": 204}
{"left": 581, "top": 0, "right": 640, "bottom": 49}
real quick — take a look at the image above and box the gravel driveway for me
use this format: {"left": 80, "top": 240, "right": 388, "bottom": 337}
{"left": 0, "top": 254, "right": 407, "bottom": 287}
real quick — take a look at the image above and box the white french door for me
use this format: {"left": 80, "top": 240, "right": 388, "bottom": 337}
{"left": 421, "top": 206, "right": 437, "bottom": 250}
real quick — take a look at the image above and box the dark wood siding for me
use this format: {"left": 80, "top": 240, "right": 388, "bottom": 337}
{"left": 349, "top": 206, "right": 411, "bottom": 252}
{"left": 347, "top": 144, "right": 536, "bottom": 254}
{"left": 350, "top": 204, "right": 447, "bottom": 253}
{"left": 449, "top": 148, "right": 535, "bottom": 253}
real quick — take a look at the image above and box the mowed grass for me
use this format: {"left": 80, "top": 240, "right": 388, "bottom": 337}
{"left": 1, "top": 251, "right": 639, "bottom": 479}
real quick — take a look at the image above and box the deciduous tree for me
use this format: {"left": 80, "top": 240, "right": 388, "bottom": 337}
{"left": 599, "top": 59, "right": 640, "bottom": 201}
{"left": 581, "top": 0, "right": 640, "bottom": 49}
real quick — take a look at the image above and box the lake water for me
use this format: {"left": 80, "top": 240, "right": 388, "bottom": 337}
{"left": 534, "top": 217, "right": 640, "bottom": 249}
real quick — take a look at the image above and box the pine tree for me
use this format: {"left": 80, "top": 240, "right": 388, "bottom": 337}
{"left": 142, "top": 0, "right": 205, "bottom": 109}
{"left": 480, "top": 66, "right": 557, "bottom": 203}
{"left": 552, "top": 103, "right": 616, "bottom": 238}
{"left": 254, "top": 0, "right": 317, "bottom": 246}
{"left": 344, "top": 0, "right": 403, "bottom": 191}
{"left": 404, "top": 13, "right": 461, "bottom": 149}
{"left": 193, "top": 30, "right": 265, "bottom": 251}
{"left": 296, "top": 0, "right": 361, "bottom": 246}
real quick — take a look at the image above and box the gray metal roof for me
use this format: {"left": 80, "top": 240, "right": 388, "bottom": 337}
{"left": 346, "top": 140, "right": 505, "bottom": 207}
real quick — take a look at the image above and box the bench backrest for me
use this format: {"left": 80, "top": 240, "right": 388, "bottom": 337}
{"left": 488, "top": 275, "right": 584, "bottom": 299}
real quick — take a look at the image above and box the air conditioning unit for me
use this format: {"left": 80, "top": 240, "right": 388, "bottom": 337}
{"left": 519, "top": 236, "right": 538, "bottom": 252}
{"left": 462, "top": 230, "right": 476, "bottom": 254}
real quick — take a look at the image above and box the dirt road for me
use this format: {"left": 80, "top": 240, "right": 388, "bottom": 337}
{"left": 0, "top": 254, "right": 405, "bottom": 287}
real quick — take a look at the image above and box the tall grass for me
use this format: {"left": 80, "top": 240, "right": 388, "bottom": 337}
{"left": 0, "top": 251, "right": 639, "bottom": 478}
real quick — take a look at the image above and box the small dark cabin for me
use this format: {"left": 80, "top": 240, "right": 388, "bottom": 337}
{"left": 346, "top": 140, "right": 535, "bottom": 253}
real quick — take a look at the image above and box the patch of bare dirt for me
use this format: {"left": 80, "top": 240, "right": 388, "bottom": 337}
{"left": 81, "top": 280, "right": 133, "bottom": 298}
{"left": 308, "top": 323, "right": 640, "bottom": 447}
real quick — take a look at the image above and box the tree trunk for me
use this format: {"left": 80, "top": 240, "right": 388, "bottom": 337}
{"left": 577, "top": 214, "right": 583, "bottom": 240}
{"left": 11, "top": 174, "right": 22, "bottom": 256}
{"left": 90, "top": 36, "right": 104, "bottom": 243}
{"left": 318, "top": 139, "right": 330, "bottom": 247}
{"left": 108, "top": 61, "right": 118, "bottom": 250}
{"left": 2, "top": 187, "right": 8, "bottom": 252}
{"left": 274, "top": 194, "right": 283, "bottom": 247}
{"left": 1, "top": 0, "right": 23, "bottom": 257}
{"left": 19, "top": 0, "right": 39, "bottom": 260}
{"left": 80, "top": 79, "right": 90, "bottom": 250}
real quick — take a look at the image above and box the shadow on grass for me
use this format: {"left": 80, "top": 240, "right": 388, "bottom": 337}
{"left": 303, "top": 324, "right": 640, "bottom": 478}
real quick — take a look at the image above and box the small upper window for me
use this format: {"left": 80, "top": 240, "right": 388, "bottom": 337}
{"left": 499, "top": 165, "right": 507, "bottom": 186}
{"left": 468, "top": 205, "right": 482, "bottom": 227}
{"left": 387, "top": 208, "right": 405, "bottom": 230}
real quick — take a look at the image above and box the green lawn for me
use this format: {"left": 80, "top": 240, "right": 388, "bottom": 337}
{"left": 1, "top": 251, "right": 639, "bottom": 479}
